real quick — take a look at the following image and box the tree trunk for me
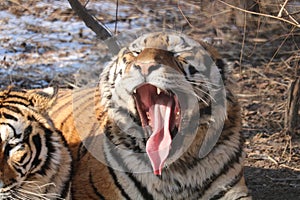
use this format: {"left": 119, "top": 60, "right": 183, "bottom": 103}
{"left": 285, "top": 78, "right": 300, "bottom": 137}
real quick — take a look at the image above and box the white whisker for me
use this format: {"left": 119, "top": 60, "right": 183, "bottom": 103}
{"left": 156, "top": 73, "right": 217, "bottom": 104}
{"left": 191, "top": 78, "right": 221, "bottom": 88}
{"left": 13, "top": 191, "right": 30, "bottom": 200}
{"left": 14, "top": 181, "right": 63, "bottom": 200}
{"left": 17, "top": 189, "right": 50, "bottom": 200}
{"left": 21, "top": 181, "right": 57, "bottom": 191}
{"left": 193, "top": 86, "right": 216, "bottom": 103}
{"left": 18, "top": 188, "right": 62, "bottom": 200}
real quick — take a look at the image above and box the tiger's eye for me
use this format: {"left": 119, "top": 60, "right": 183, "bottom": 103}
{"left": 10, "top": 144, "right": 29, "bottom": 163}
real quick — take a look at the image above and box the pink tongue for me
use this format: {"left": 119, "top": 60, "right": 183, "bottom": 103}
{"left": 146, "top": 99, "right": 172, "bottom": 175}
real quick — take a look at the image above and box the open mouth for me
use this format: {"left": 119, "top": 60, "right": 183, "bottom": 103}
{"left": 133, "top": 84, "right": 180, "bottom": 175}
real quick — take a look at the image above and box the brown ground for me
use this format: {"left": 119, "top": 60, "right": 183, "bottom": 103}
{"left": 1, "top": 1, "right": 300, "bottom": 199}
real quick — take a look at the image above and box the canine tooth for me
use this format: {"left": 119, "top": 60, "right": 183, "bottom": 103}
{"left": 133, "top": 89, "right": 136, "bottom": 94}
{"left": 157, "top": 88, "right": 161, "bottom": 95}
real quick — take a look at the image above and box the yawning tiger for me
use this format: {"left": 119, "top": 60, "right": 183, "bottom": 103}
{"left": 50, "top": 31, "right": 251, "bottom": 199}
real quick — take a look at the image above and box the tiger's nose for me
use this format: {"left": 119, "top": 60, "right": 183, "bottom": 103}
{"left": 133, "top": 62, "right": 160, "bottom": 76}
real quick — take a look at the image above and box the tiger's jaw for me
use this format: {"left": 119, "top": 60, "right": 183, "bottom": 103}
{"left": 133, "top": 84, "right": 180, "bottom": 175}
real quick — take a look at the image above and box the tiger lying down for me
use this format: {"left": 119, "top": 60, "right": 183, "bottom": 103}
{"left": 0, "top": 87, "right": 72, "bottom": 199}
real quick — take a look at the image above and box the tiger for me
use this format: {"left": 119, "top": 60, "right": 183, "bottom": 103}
{"left": 50, "top": 31, "right": 251, "bottom": 199}
{"left": 0, "top": 87, "right": 72, "bottom": 200}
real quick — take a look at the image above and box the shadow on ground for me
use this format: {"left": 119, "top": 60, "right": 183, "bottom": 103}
{"left": 245, "top": 166, "right": 300, "bottom": 200}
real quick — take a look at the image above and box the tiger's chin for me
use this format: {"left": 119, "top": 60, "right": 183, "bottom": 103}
{"left": 133, "top": 83, "right": 181, "bottom": 175}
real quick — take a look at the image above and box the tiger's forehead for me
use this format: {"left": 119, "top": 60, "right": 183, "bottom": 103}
{"left": 128, "top": 32, "right": 209, "bottom": 65}
{"left": 135, "top": 48, "right": 174, "bottom": 63}
{"left": 129, "top": 32, "right": 181, "bottom": 50}
{"left": 141, "top": 33, "right": 170, "bottom": 49}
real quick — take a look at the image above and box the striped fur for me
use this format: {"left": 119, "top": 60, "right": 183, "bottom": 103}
{"left": 0, "top": 87, "right": 72, "bottom": 200}
{"left": 50, "top": 32, "right": 251, "bottom": 199}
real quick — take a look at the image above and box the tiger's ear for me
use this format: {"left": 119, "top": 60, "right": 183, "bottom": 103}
{"left": 27, "top": 87, "right": 58, "bottom": 113}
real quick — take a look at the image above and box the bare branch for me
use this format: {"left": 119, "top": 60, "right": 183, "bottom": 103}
{"left": 67, "top": 0, "right": 120, "bottom": 53}
{"left": 114, "top": 0, "right": 119, "bottom": 35}
{"left": 68, "top": 0, "right": 112, "bottom": 40}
